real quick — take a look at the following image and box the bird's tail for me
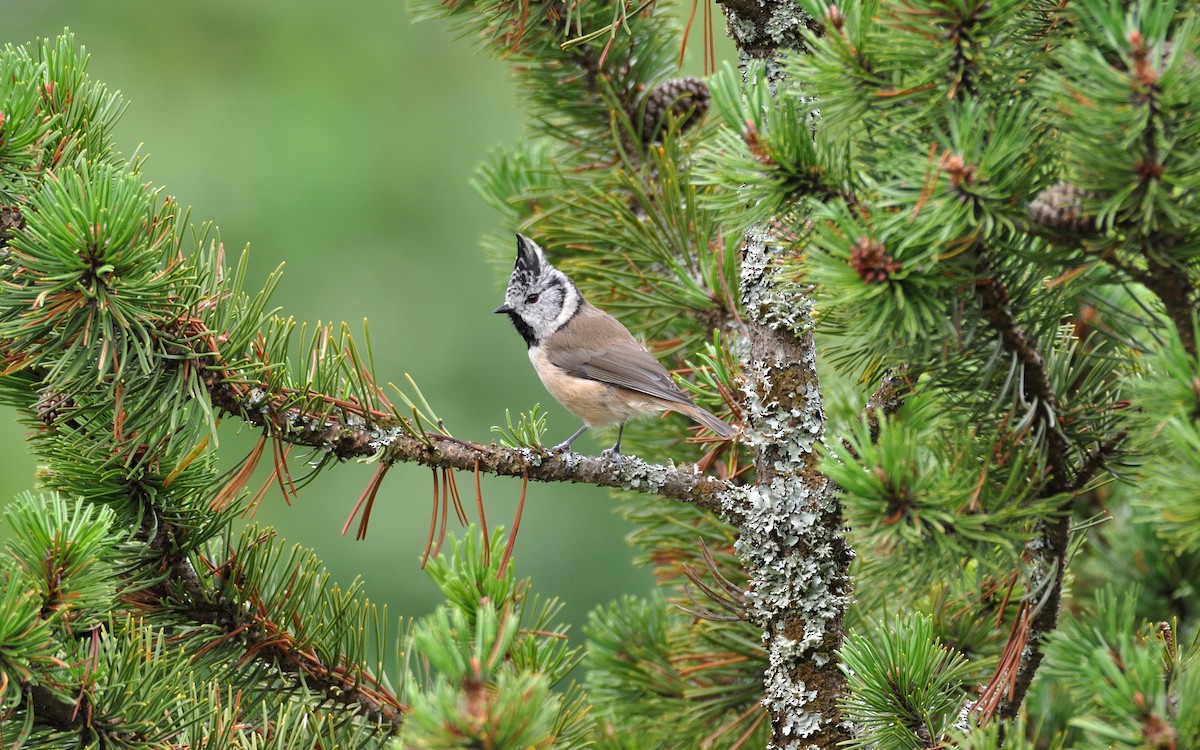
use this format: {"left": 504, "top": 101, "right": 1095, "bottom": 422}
{"left": 673, "top": 403, "right": 738, "bottom": 440}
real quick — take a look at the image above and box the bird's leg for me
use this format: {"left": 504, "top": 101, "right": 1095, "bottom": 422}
{"left": 601, "top": 423, "right": 625, "bottom": 459}
{"left": 552, "top": 424, "right": 588, "bottom": 453}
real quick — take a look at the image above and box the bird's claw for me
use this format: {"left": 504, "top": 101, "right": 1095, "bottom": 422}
{"left": 601, "top": 446, "right": 624, "bottom": 461}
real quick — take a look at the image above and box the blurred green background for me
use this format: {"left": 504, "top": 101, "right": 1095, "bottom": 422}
{"left": 0, "top": 3, "right": 738, "bottom": 641}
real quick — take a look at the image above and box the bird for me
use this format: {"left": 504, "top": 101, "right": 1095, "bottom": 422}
{"left": 493, "top": 233, "right": 737, "bottom": 456}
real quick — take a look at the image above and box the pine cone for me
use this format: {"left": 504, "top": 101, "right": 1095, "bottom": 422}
{"left": 849, "top": 237, "right": 901, "bottom": 284}
{"left": 634, "top": 76, "right": 710, "bottom": 143}
{"left": 1029, "top": 181, "right": 1098, "bottom": 233}
{"left": 36, "top": 390, "right": 74, "bottom": 426}
{"left": 0, "top": 205, "right": 22, "bottom": 250}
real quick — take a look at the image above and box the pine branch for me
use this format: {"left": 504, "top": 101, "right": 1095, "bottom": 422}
{"left": 971, "top": 255, "right": 1077, "bottom": 721}
{"left": 199, "top": 366, "right": 734, "bottom": 513}
{"left": 14, "top": 418, "right": 410, "bottom": 734}
{"left": 173, "top": 559, "right": 407, "bottom": 732}
{"left": 974, "top": 260, "right": 1072, "bottom": 493}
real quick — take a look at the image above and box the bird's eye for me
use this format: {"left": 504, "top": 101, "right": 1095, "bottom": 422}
{"left": 525, "top": 293, "right": 540, "bottom": 304}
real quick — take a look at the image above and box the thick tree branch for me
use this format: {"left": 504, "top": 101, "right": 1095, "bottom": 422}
{"left": 386, "top": 435, "right": 735, "bottom": 514}
{"left": 735, "top": 230, "right": 851, "bottom": 750}
{"left": 715, "top": 3, "right": 853, "bottom": 747}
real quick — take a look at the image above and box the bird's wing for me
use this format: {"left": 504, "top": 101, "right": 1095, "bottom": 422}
{"left": 545, "top": 309, "right": 695, "bottom": 407}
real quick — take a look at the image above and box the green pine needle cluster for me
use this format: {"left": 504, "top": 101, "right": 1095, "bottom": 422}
{"left": 404, "top": 531, "right": 593, "bottom": 749}
{"left": 838, "top": 613, "right": 974, "bottom": 749}
{"left": 491, "top": 403, "right": 549, "bottom": 449}
{"left": 1041, "top": 587, "right": 1199, "bottom": 749}
{"left": 823, "top": 395, "right": 1060, "bottom": 576}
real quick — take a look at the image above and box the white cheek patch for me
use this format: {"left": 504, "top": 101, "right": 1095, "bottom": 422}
{"left": 549, "top": 278, "right": 580, "bottom": 333}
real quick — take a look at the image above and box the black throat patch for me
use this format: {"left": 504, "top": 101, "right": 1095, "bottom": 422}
{"left": 504, "top": 310, "right": 538, "bottom": 348}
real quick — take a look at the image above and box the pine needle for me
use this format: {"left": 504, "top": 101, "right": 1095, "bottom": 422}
{"left": 421, "top": 468, "right": 439, "bottom": 569}
{"left": 474, "top": 460, "right": 490, "bottom": 568}
{"left": 210, "top": 433, "right": 267, "bottom": 511}
{"left": 497, "top": 472, "right": 528, "bottom": 580}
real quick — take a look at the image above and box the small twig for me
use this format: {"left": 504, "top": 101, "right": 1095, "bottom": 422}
{"left": 678, "top": 567, "right": 746, "bottom": 621}
{"left": 697, "top": 537, "right": 747, "bottom": 603}
{"left": 681, "top": 549, "right": 746, "bottom": 616}
{"left": 970, "top": 251, "right": 1109, "bottom": 722}
{"left": 676, "top": 589, "right": 744, "bottom": 622}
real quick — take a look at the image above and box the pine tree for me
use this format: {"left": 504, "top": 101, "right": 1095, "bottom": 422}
{"left": 2, "top": 2, "right": 1199, "bottom": 749}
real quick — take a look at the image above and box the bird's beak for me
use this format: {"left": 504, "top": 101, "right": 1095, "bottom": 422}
{"left": 493, "top": 304, "right": 512, "bottom": 314}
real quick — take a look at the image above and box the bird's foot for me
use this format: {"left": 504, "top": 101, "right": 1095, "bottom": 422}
{"left": 551, "top": 425, "right": 588, "bottom": 455}
{"left": 601, "top": 445, "right": 624, "bottom": 461}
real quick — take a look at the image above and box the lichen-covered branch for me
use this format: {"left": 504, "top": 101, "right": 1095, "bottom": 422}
{"left": 731, "top": 230, "right": 852, "bottom": 749}
{"left": 200, "top": 370, "right": 734, "bottom": 513}
{"left": 715, "top": 2, "right": 853, "bottom": 746}
{"left": 714, "top": 1, "right": 856, "bottom": 746}
{"left": 717, "top": 0, "right": 822, "bottom": 66}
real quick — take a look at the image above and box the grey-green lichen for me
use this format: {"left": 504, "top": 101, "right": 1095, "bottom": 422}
{"left": 605, "top": 455, "right": 673, "bottom": 494}
{"left": 725, "top": 406, "right": 847, "bottom": 746}
{"left": 741, "top": 227, "right": 814, "bottom": 337}
{"left": 720, "top": 0, "right": 815, "bottom": 61}
{"left": 724, "top": 226, "right": 851, "bottom": 749}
